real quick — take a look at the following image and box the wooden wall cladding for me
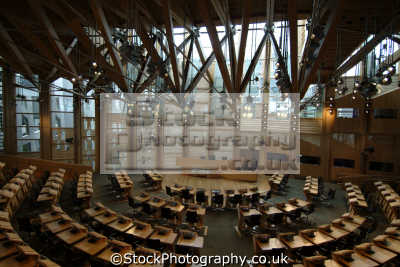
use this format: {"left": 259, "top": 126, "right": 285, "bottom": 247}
{"left": 0, "top": 154, "right": 92, "bottom": 180}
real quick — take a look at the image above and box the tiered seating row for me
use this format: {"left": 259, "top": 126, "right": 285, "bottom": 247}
{"left": 375, "top": 181, "right": 400, "bottom": 222}
{"left": 253, "top": 213, "right": 368, "bottom": 265}
{"left": 76, "top": 171, "right": 93, "bottom": 208}
{"left": 36, "top": 169, "right": 66, "bottom": 205}
{"left": 304, "top": 176, "right": 319, "bottom": 201}
{"left": 238, "top": 198, "right": 313, "bottom": 233}
{"left": 0, "top": 165, "right": 60, "bottom": 267}
{"left": 344, "top": 182, "right": 368, "bottom": 215}
{"left": 84, "top": 202, "right": 205, "bottom": 256}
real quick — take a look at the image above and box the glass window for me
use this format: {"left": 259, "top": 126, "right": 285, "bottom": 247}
{"left": 51, "top": 78, "right": 74, "bottom": 162}
{"left": 81, "top": 98, "right": 95, "bottom": 168}
{"left": 15, "top": 74, "right": 40, "bottom": 152}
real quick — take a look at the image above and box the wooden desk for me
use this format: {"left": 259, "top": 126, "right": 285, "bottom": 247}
{"left": 373, "top": 235, "right": 400, "bottom": 254}
{"left": 254, "top": 235, "right": 286, "bottom": 252}
{"left": 0, "top": 212, "right": 8, "bottom": 222}
{"left": 107, "top": 216, "right": 133, "bottom": 233}
{"left": 301, "top": 230, "right": 334, "bottom": 245}
{"left": 0, "top": 254, "right": 38, "bottom": 267}
{"left": 148, "top": 198, "right": 166, "bottom": 209}
{"left": 260, "top": 206, "right": 283, "bottom": 216}
{"left": 84, "top": 206, "right": 106, "bottom": 218}
{"left": 289, "top": 198, "right": 310, "bottom": 208}
{"left": 279, "top": 234, "right": 313, "bottom": 249}
{"left": 332, "top": 250, "right": 379, "bottom": 267}
{"left": 93, "top": 210, "right": 118, "bottom": 225}
{"left": 319, "top": 225, "right": 350, "bottom": 240}
{"left": 45, "top": 219, "right": 73, "bottom": 234}
{"left": 0, "top": 221, "right": 14, "bottom": 232}
{"left": 332, "top": 219, "right": 359, "bottom": 233}
{"left": 149, "top": 227, "right": 177, "bottom": 246}
{"left": 74, "top": 233, "right": 108, "bottom": 256}
{"left": 341, "top": 213, "right": 366, "bottom": 225}
{"left": 96, "top": 240, "right": 132, "bottom": 264}
{"left": 37, "top": 258, "right": 60, "bottom": 267}
{"left": 134, "top": 193, "right": 151, "bottom": 203}
{"left": 324, "top": 260, "right": 342, "bottom": 267}
{"left": 56, "top": 226, "right": 88, "bottom": 245}
{"left": 125, "top": 221, "right": 154, "bottom": 240}
{"left": 355, "top": 243, "right": 397, "bottom": 264}
{"left": 176, "top": 232, "right": 204, "bottom": 249}
{"left": 0, "top": 240, "right": 17, "bottom": 260}
{"left": 276, "top": 203, "right": 298, "bottom": 213}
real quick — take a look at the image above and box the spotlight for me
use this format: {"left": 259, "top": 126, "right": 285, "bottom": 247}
{"left": 381, "top": 75, "right": 392, "bottom": 85}
{"left": 329, "top": 109, "right": 333, "bottom": 114}
{"left": 329, "top": 103, "right": 333, "bottom": 107}
{"left": 354, "top": 81, "right": 360, "bottom": 88}
{"left": 353, "top": 89, "right": 358, "bottom": 94}
{"left": 276, "top": 62, "right": 280, "bottom": 68}
{"left": 164, "top": 73, "right": 169, "bottom": 77}
{"left": 365, "top": 109, "right": 369, "bottom": 114}
{"left": 352, "top": 95, "right": 356, "bottom": 100}
{"left": 71, "top": 77, "right": 76, "bottom": 83}
{"left": 334, "top": 87, "right": 338, "bottom": 92}
{"left": 388, "top": 65, "right": 396, "bottom": 75}
{"left": 274, "top": 71, "right": 281, "bottom": 79}
{"left": 329, "top": 97, "right": 333, "bottom": 101}
{"left": 92, "top": 61, "right": 97, "bottom": 68}
{"left": 337, "top": 78, "right": 343, "bottom": 85}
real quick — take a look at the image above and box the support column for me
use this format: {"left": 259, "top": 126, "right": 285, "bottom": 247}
{"left": 73, "top": 91, "right": 82, "bottom": 164}
{"left": 95, "top": 95, "right": 101, "bottom": 173}
{"left": 3, "top": 66, "right": 16, "bottom": 154}
{"left": 40, "top": 80, "right": 51, "bottom": 159}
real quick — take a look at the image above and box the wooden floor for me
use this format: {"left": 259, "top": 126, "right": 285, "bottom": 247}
{"left": 162, "top": 174, "right": 271, "bottom": 193}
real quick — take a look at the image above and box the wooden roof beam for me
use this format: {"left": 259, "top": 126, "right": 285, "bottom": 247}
{"left": 28, "top": 0, "right": 78, "bottom": 79}
{"left": 194, "top": 37, "right": 214, "bottom": 86}
{"left": 240, "top": 31, "right": 268, "bottom": 93}
{"left": 43, "top": 1, "right": 128, "bottom": 90}
{"left": 162, "top": 0, "right": 181, "bottom": 92}
{"left": 235, "top": 0, "right": 252, "bottom": 93}
{"left": 90, "top": 0, "right": 128, "bottom": 91}
{"left": 0, "top": 21, "right": 38, "bottom": 87}
{"left": 334, "top": 14, "right": 400, "bottom": 78}
{"left": 182, "top": 37, "right": 194, "bottom": 89}
{"left": 134, "top": 17, "right": 177, "bottom": 93}
{"left": 299, "top": 0, "right": 339, "bottom": 99}
{"left": 288, "top": 0, "right": 298, "bottom": 92}
{"left": 186, "top": 34, "right": 228, "bottom": 94}
{"left": 137, "top": 33, "right": 193, "bottom": 93}
{"left": 223, "top": 0, "right": 237, "bottom": 90}
{"left": 197, "top": 0, "right": 233, "bottom": 93}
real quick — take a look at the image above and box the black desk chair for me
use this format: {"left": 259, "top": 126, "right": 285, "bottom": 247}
{"left": 250, "top": 192, "right": 260, "bottom": 208}
{"left": 181, "top": 189, "right": 194, "bottom": 204}
{"left": 161, "top": 207, "right": 176, "bottom": 225}
{"left": 267, "top": 213, "right": 284, "bottom": 226}
{"left": 287, "top": 209, "right": 302, "bottom": 223}
{"left": 165, "top": 186, "right": 177, "bottom": 198}
{"left": 244, "top": 214, "right": 261, "bottom": 234}
{"left": 225, "top": 190, "right": 236, "bottom": 209}
{"left": 142, "top": 202, "right": 156, "bottom": 217}
{"left": 185, "top": 210, "right": 199, "bottom": 227}
{"left": 128, "top": 195, "right": 142, "bottom": 215}
{"left": 211, "top": 190, "right": 224, "bottom": 210}
{"left": 195, "top": 189, "right": 207, "bottom": 207}
{"left": 264, "top": 190, "right": 272, "bottom": 202}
